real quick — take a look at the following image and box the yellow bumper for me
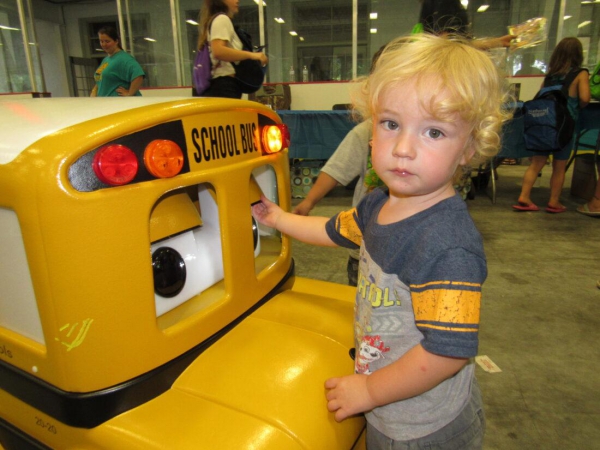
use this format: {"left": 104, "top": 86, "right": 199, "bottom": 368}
{"left": 2, "top": 278, "right": 365, "bottom": 449}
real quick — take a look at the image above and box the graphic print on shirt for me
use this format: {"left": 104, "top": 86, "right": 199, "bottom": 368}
{"left": 363, "top": 152, "right": 384, "bottom": 192}
{"left": 356, "top": 335, "right": 390, "bottom": 374}
{"left": 95, "top": 62, "right": 109, "bottom": 83}
{"left": 352, "top": 245, "right": 420, "bottom": 375}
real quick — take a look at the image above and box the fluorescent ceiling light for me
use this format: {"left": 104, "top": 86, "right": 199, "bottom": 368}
{"left": 186, "top": 19, "right": 198, "bottom": 26}
{"left": 477, "top": 5, "right": 489, "bottom": 12}
{"left": 461, "top": 0, "right": 468, "bottom": 7}
{"left": 370, "top": 12, "right": 378, "bottom": 20}
{"left": 299, "top": 37, "right": 304, "bottom": 41}
{"left": 564, "top": 15, "right": 572, "bottom": 20}
{"left": 370, "top": 28, "right": 377, "bottom": 34}
{"left": 144, "top": 37, "right": 156, "bottom": 42}
{"left": 0, "top": 25, "right": 20, "bottom": 31}
{"left": 274, "top": 17, "right": 285, "bottom": 23}
{"left": 253, "top": 0, "right": 266, "bottom": 5}
{"left": 578, "top": 20, "right": 592, "bottom": 28}
{"left": 289, "top": 31, "right": 297, "bottom": 36}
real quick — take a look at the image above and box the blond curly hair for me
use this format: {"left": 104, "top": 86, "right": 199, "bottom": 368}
{"left": 352, "top": 33, "right": 513, "bottom": 168}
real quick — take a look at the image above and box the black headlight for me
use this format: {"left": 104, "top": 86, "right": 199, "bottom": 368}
{"left": 152, "top": 247, "right": 186, "bottom": 298}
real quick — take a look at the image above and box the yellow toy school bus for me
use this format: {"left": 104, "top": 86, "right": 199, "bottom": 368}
{"left": 0, "top": 98, "right": 365, "bottom": 449}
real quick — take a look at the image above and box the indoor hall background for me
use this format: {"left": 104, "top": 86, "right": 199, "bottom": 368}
{"left": 3, "top": 0, "right": 600, "bottom": 97}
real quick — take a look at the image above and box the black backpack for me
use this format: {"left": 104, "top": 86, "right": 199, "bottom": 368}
{"left": 522, "top": 69, "right": 583, "bottom": 152}
{"left": 233, "top": 26, "right": 266, "bottom": 94}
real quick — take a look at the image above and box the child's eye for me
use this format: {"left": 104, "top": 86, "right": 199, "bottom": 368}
{"left": 381, "top": 120, "right": 399, "bottom": 131}
{"left": 426, "top": 128, "right": 444, "bottom": 139}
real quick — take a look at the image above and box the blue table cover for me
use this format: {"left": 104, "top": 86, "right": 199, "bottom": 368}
{"left": 277, "top": 110, "right": 357, "bottom": 159}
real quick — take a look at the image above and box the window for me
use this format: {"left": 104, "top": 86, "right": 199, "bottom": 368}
{"left": 6, "top": 0, "right": 600, "bottom": 94}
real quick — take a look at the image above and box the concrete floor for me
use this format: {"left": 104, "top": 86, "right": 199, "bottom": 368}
{"left": 290, "top": 162, "right": 600, "bottom": 449}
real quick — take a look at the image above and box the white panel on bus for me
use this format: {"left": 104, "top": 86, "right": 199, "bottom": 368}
{"left": 152, "top": 185, "right": 224, "bottom": 317}
{"left": 0, "top": 209, "right": 45, "bottom": 344}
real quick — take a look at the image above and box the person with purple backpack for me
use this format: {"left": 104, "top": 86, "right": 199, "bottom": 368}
{"left": 195, "top": 0, "right": 268, "bottom": 99}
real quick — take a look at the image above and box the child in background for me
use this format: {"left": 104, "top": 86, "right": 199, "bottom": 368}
{"left": 252, "top": 34, "right": 510, "bottom": 449}
{"left": 292, "top": 45, "right": 388, "bottom": 286}
{"left": 513, "top": 37, "right": 590, "bottom": 213}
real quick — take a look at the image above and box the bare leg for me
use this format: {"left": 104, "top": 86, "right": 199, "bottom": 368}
{"left": 548, "top": 158, "right": 568, "bottom": 209}
{"left": 585, "top": 173, "right": 600, "bottom": 213}
{"left": 577, "top": 162, "right": 600, "bottom": 215}
{"left": 517, "top": 155, "right": 548, "bottom": 205}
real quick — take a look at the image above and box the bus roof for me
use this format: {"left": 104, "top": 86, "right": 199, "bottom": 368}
{"left": 0, "top": 97, "right": 191, "bottom": 165}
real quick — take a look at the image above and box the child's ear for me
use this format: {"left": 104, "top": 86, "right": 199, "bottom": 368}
{"left": 460, "top": 145, "right": 476, "bottom": 166}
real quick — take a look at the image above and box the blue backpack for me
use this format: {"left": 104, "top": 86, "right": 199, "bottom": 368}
{"left": 193, "top": 45, "right": 211, "bottom": 95}
{"left": 523, "top": 69, "right": 583, "bottom": 152}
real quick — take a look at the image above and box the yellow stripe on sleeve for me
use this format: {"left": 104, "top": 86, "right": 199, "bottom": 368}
{"left": 412, "top": 287, "right": 481, "bottom": 329}
{"left": 334, "top": 208, "right": 363, "bottom": 246}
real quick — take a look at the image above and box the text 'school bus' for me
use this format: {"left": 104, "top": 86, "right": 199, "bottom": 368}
{"left": 0, "top": 98, "right": 365, "bottom": 449}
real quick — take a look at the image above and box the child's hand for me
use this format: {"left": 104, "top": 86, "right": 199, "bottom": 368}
{"left": 325, "top": 374, "right": 375, "bottom": 422}
{"left": 251, "top": 195, "right": 283, "bottom": 228}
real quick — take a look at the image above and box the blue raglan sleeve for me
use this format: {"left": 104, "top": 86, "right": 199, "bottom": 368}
{"left": 325, "top": 188, "right": 382, "bottom": 249}
{"left": 410, "top": 247, "right": 486, "bottom": 358}
{"left": 325, "top": 208, "right": 362, "bottom": 250}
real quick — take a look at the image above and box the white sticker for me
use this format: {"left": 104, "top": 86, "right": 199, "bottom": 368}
{"left": 475, "top": 355, "right": 502, "bottom": 373}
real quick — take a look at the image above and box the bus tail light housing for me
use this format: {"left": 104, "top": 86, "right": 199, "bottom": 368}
{"left": 143, "top": 139, "right": 184, "bottom": 178}
{"left": 92, "top": 144, "right": 138, "bottom": 185}
{"left": 261, "top": 124, "right": 289, "bottom": 154}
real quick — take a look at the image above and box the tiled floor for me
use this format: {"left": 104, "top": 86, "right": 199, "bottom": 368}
{"left": 290, "top": 162, "right": 600, "bottom": 449}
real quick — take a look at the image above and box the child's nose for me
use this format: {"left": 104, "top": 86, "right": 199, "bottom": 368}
{"left": 391, "top": 132, "right": 415, "bottom": 158}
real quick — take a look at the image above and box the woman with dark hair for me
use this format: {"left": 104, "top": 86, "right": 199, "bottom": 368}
{"left": 91, "top": 26, "right": 145, "bottom": 97}
{"left": 513, "top": 37, "right": 591, "bottom": 213}
{"left": 418, "top": 0, "right": 513, "bottom": 50}
{"left": 197, "top": 0, "right": 268, "bottom": 98}
{"left": 419, "top": 0, "right": 469, "bottom": 36}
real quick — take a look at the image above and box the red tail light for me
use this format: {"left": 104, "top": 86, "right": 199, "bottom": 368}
{"left": 92, "top": 144, "right": 138, "bottom": 186}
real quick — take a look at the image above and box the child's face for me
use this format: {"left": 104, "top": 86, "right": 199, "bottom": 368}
{"left": 371, "top": 79, "right": 473, "bottom": 200}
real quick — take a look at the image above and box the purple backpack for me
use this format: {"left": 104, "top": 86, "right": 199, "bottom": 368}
{"left": 193, "top": 45, "right": 211, "bottom": 95}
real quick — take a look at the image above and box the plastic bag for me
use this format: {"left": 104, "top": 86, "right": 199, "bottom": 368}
{"left": 509, "top": 17, "right": 547, "bottom": 50}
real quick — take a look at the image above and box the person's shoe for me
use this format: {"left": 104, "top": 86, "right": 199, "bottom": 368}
{"left": 512, "top": 202, "right": 539, "bottom": 211}
{"left": 577, "top": 203, "right": 600, "bottom": 217}
{"left": 545, "top": 205, "right": 567, "bottom": 214}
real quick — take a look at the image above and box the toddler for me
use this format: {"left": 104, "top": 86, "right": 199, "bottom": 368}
{"left": 252, "top": 34, "right": 511, "bottom": 449}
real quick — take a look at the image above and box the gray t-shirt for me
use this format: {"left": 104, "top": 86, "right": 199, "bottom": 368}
{"left": 325, "top": 190, "right": 486, "bottom": 440}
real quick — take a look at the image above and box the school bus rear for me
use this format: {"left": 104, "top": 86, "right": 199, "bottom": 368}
{"left": 0, "top": 98, "right": 364, "bottom": 449}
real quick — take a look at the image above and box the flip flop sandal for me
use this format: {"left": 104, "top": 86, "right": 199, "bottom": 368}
{"left": 576, "top": 203, "right": 600, "bottom": 217}
{"left": 545, "top": 205, "right": 567, "bottom": 213}
{"left": 512, "top": 202, "right": 539, "bottom": 211}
